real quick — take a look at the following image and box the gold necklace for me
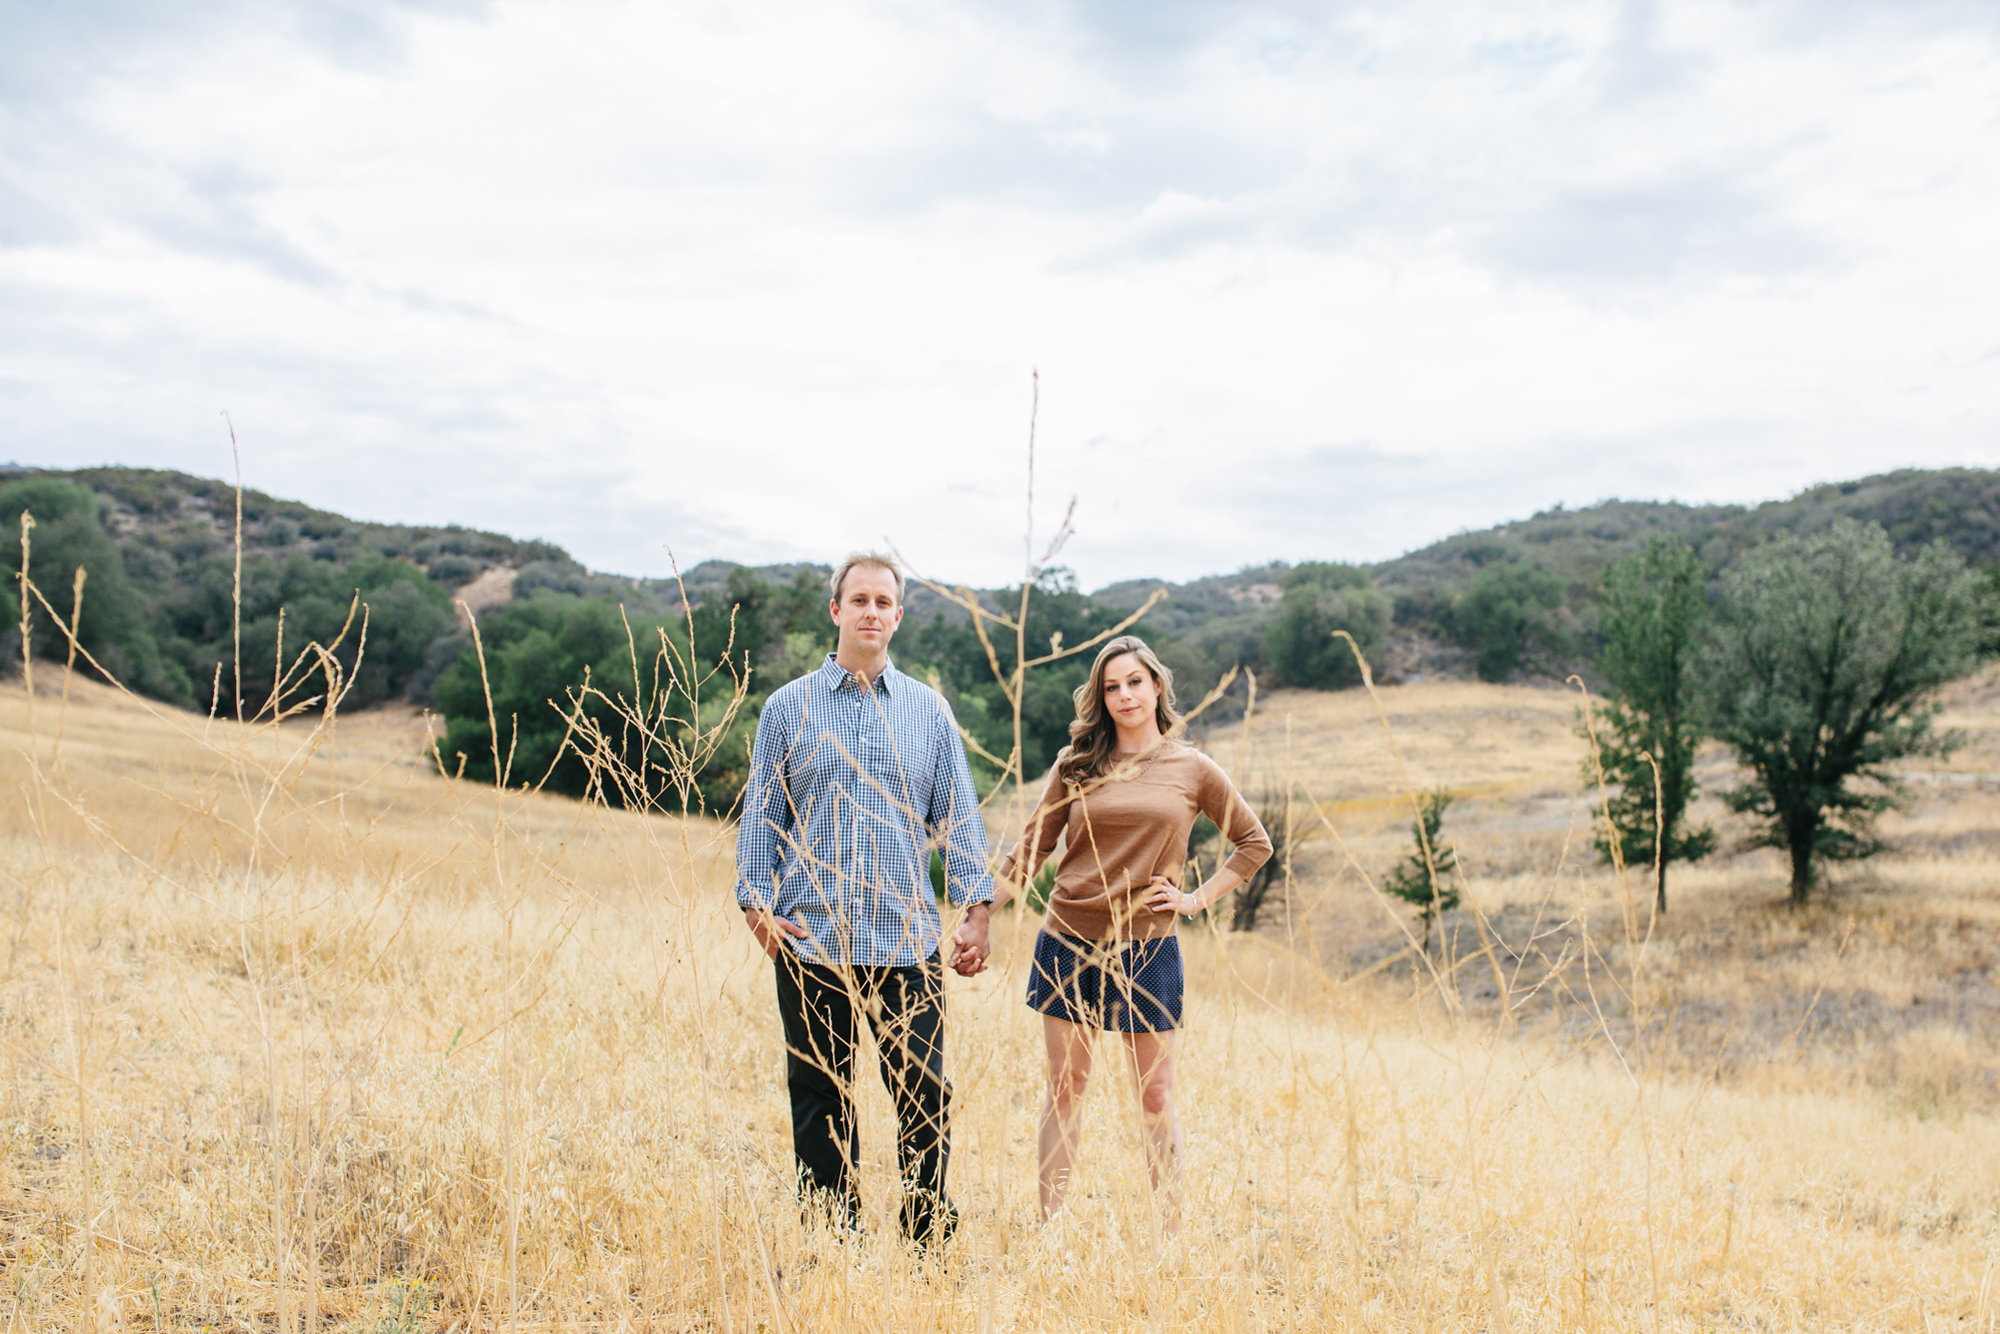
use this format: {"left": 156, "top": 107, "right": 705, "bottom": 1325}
{"left": 1107, "top": 739, "right": 1168, "bottom": 782}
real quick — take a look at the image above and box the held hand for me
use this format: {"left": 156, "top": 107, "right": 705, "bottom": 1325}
{"left": 743, "top": 908, "right": 810, "bottom": 960}
{"left": 949, "top": 904, "right": 993, "bottom": 976}
{"left": 1145, "top": 874, "right": 1199, "bottom": 917}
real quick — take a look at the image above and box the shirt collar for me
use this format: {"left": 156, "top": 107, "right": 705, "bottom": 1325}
{"left": 817, "top": 653, "right": 897, "bottom": 695}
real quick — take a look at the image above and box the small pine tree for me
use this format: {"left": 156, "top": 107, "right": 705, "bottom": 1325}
{"left": 1381, "top": 788, "right": 1459, "bottom": 952}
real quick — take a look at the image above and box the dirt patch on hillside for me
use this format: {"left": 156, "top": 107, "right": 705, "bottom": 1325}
{"left": 451, "top": 564, "right": 518, "bottom": 626}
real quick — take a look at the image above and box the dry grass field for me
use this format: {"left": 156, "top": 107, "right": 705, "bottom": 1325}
{"left": 1, "top": 659, "right": 1997, "bottom": 1331}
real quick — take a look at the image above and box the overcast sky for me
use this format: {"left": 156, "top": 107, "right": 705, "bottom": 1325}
{"left": 2, "top": 1, "right": 1996, "bottom": 587}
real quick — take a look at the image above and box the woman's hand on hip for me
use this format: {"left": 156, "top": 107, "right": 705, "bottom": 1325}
{"left": 1144, "top": 874, "right": 1198, "bottom": 917}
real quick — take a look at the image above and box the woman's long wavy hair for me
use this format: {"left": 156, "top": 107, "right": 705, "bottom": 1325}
{"left": 1056, "top": 635, "right": 1183, "bottom": 786}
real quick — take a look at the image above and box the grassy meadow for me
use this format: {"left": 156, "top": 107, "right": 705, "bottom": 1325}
{"left": 1, "top": 658, "right": 1996, "bottom": 1331}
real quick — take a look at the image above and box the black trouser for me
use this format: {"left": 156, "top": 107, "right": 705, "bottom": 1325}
{"left": 773, "top": 950, "right": 953, "bottom": 1242}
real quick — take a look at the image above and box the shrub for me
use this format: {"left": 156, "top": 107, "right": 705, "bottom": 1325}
{"left": 1446, "top": 562, "right": 1570, "bottom": 682}
{"left": 0, "top": 477, "right": 172, "bottom": 696}
{"left": 1262, "top": 580, "right": 1390, "bottom": 689}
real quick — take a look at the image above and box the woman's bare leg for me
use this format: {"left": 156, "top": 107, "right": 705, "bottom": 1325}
{"left": 1038, "top": 1015, "right": 1094, "bottom": 1221}
{"left": 1122, "top": 1029, "right": 1184, "bottom": 1235}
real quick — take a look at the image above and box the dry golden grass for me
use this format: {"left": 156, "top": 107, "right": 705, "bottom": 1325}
{"left": 1220, "top": 679, "right": 1587, "bottom": 804}
{"left": 2, "top": 666, "right": 1998, "bottom": 1332}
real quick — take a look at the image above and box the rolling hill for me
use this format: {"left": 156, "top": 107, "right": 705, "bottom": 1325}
{"left": 2, "top": 462, "right": 1995, "bottom": 712}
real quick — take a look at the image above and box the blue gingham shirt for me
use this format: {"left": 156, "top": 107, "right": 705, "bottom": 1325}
{"left": 734, "top": 654, "right": 994, "bottom": 966}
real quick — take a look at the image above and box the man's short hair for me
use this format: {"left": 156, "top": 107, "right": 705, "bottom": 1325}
{"left": 829, "top": 550, "right": 906, "bottom": 604}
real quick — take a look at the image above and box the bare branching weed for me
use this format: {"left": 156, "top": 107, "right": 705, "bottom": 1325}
{"left": 1, "top": 499, "right": 1997, "bottom": 1332}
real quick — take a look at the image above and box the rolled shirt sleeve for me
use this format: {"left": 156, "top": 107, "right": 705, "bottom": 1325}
{"left": 1201, "top": 758, "right": 1273, "bottom": 881}
{"left": 733, "top": 697, "right": 793, "bottom": 914}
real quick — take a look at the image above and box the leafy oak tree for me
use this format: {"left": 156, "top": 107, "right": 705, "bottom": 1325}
{"left": 1447, "top": 561, "right": 1571, "bottom": 682}
{"left": 1703, "top": 520, "right": 1980, "bottom": 906}
{"left": 1262, "top": 562, "right": 1390, "bottom": 690}
{"left": 0, "top": 477, "right": 182, "bottom": 699}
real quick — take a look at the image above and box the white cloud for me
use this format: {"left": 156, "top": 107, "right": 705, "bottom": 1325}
{"left": 1, "top": 0, "right": 1997, "bottom": 587}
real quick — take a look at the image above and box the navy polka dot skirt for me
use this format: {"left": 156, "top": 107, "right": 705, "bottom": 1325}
{"left": 1026, "top": 930, "right": 1185, "bottom": 1033}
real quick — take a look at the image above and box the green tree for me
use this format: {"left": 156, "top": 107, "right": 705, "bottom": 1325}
{"left": 171, "top": 552, "right": 455, "bottom": 716}
{"left": 1703, "top": 520, "right": 1981, "bottom": 906}
{"left": 1977, "top": 564, "right": 2000, "bottom": 657}
{"left": 342, "top": 563, "right": 458, "bottom": 707}
{"left": 905, "top": 571, "right": 1134, "bottom": 784}
{"left": 436, "top": 595, "right": 629, "bottom": 792}
{"left": 755, "top": 569, "right": 835, "bottom": 686}
{"left": 1262, "top": 564, "right": 1390, "bottom": 689}
{"left": 0, "top": 478, "right": 176, "bottom": 696}
{"left": 1584, "top": 535, "right": 1717, "bottom": 913}
{"left": 691, "top": 566, "right": 780, "bottom": 686}
{"left": 436, "top": 593, "right": 756, "bottom": 812}
{"left": 1381, "top": 788, "right": 1459, "bottom": 951}
{"left": 1447, "top": 561, "right": 1570, "bottom": 682}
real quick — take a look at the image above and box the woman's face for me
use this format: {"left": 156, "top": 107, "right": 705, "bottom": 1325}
{"left": 1099, "top": 652, "right": 1160, "bottom": 735}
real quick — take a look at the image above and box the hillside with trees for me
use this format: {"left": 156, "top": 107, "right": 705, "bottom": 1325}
{"left": 5, "top": 463, "right": 1998, "bottom": 822}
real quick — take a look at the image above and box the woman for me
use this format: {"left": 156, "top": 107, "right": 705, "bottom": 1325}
{"left": 993, "top": 635, "right": 1271, "bottom": 1234}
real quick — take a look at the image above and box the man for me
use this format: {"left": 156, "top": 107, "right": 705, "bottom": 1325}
{"left": 734, "top": 550, "right": 993, "bottom": 1245}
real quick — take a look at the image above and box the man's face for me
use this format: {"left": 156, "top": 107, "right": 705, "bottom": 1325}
{"left": 830, "top": 564, "right": 903, "bottom": 659}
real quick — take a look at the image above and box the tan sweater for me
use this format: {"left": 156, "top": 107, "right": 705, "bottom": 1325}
{"left": 997, "top": 742, "right": 1273, "bottom": 942}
